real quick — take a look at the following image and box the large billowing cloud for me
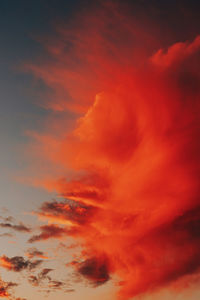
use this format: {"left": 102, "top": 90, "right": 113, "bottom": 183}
{"left": 26, "top": 2, "right": 200, "bottom": 299}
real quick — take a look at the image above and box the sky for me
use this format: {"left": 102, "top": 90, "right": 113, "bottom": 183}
{"left": 0, "top": 0, "right": 200, "bottom": 299}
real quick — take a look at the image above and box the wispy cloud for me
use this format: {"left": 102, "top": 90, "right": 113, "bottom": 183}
{"left": 28, "top": 224, "right": 69, "bottom": 243}
{"left": 26, "top": 248, "right": 48, "bottom": 259}
{"left": 0, "top": 222, "right": 31, "bottom": 233}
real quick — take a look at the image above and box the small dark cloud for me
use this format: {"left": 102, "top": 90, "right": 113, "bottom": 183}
{"left": 75, "top": 256, "right": 110, "bottom": 287}
{"left": 0, "top": 222, "right": 31, "bottom": 233}
{"left": 37, "top": 199, "right": 96, "bottom": 226}
{"left": 40, "top": 268, "right": 53, "bottom": 277}
{"left": 29, "top": 259, "right": 43, "bottom": 270}
{"left": 28, "top": 224, "right": 68, "bottom": 243}
{"left": 0, "top": 277, "right": 18, "bottom": 298}
{"left": 28, "top": 268, "right": 72, "bottom": 293}
{"left": 0, "top": 286, "right": 9, "bottom": 297}
{"left": 0, "top": 255, "right": 42, "bottom": 272}
{"left": 28, "top": 268, "right": 53, "bottom": 287}
{"left": 26, "top": 247, "right": 48, "bottom": 259}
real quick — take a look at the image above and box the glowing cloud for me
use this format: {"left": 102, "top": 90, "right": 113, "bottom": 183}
{"left": 0, "top": 277, "right": 18, "bottom": 299}
{"left": 27, "top": 2, "right": 200, "bottom": 299}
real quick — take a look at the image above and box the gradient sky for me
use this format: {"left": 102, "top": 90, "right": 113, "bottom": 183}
{"left": 0, "top": 1, "right": 200, "bottom": 299}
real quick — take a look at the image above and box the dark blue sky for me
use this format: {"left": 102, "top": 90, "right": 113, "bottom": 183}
{"left": 0, "top": 0, "right": 200, "bottom": 122}
{"left": 0, "top": 0, "right": 82, "bottom": 213}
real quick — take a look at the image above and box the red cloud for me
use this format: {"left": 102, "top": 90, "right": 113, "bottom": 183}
{"left": 26, "top": 2, "right": 200, "bottom": 299}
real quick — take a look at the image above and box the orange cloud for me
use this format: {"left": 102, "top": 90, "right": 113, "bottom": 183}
{"left": 0, "top": 286, "right": 9, "bottom": 298}
{"left": 26, "top": 2, "right": 200, "bottom": 299}
{"left": 0, "top": 277, "right": 18, "bottom": 299}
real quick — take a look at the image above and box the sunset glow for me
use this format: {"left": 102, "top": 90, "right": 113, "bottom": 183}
{"left": 0, "top": 1, "right": 200, "bottom": 299}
